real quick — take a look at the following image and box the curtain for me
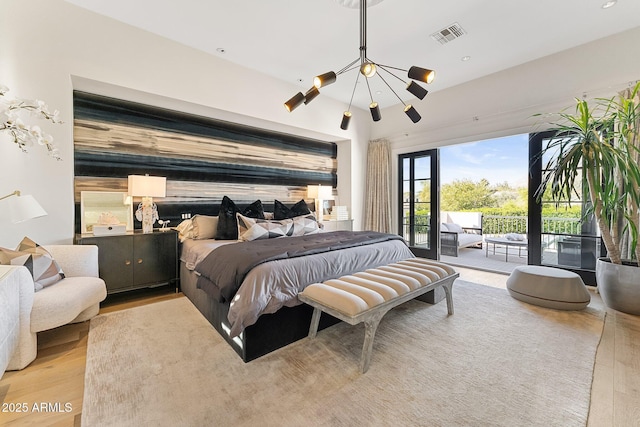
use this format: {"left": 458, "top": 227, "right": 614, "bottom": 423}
{"left": 364, "top": 139, "right": 392, "bottom": 233}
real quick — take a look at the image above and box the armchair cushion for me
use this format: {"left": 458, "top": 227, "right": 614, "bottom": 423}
{"left": 444, "top": 223, "right": 464, "bottom": 233}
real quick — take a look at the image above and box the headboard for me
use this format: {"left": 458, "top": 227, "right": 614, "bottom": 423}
{"left": 73, "top": 91, "right": 336, "bottom": 232}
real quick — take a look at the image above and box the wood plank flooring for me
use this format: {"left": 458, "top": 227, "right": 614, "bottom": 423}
{"left": 1, "top": 275, "right": 639, "bottom": 426}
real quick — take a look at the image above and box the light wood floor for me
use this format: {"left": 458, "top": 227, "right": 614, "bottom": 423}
{"left": 1, "top": 274, "right": 639, "bottom": 427}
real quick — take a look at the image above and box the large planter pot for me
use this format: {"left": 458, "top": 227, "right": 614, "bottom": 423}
{"left": 596, "top": 258, "right": 640, "bottom": 315}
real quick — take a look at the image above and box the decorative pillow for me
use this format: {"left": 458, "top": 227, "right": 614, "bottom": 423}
{"left": 216, "top": 196, "right": 265, "bottom": 240}
{"left": 191, "top": 215, "right": 218, "bottom": 240}
{"left": 444, "top": 223, "right": 464, "bottom": 234}
{"left": 506, "top": 233, "right": 526, "bottom": 241}
{"left": 290, "top": 214, "right": 320, "bottom": 236}
{"left": 273, "top": 199, "right": 311, "bottom": 220}
{"left": 0, "top": 237, "right": 65, "bottom": 291}
{"left": 441, "top": 223, "right": 449, "bottom": 232}
{"left": 236, "top": 213, "right": 294, "bottom": 241}
{"left": 175, "top": 218, "right": 195, "bottom": 242}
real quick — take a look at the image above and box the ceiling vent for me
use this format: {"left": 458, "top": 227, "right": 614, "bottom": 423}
{"left": 431, "top": 23, "right": 466, "bottom": 45}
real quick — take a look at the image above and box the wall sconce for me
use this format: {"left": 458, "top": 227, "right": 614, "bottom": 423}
{"left": 0, "top": 190, "right": 47, "bottom": 223}
{"left": 307, "top": 184, "right": 333, "bottom": 221}
{"left": 127, "top": 175, "right": 166, "bottom": 233}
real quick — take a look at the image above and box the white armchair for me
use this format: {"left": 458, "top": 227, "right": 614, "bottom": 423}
{"left": 6, "top": 244, "right": 107, "bottom": 371}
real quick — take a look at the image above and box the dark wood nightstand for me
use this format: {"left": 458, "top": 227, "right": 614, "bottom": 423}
{"left": 76, "top": 230, "right": 178, "bottom": 294}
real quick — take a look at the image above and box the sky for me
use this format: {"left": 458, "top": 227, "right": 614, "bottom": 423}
{"left": 440, "top": 133, "right": 529, "bottom": 188}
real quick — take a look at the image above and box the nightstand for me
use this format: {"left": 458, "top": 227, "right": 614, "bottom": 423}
{"left": 321, "top": 219, "right": 353, "bottom": 232}
{"left": 76, "top": 230, "right": 178, "bottom": 294}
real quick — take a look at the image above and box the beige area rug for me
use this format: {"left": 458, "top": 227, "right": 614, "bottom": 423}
{"left": 82, "top": 280, "right": 604, "bottom": 427}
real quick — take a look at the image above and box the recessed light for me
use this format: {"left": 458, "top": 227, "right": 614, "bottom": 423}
{"left": 601, "top": 1, "right": 617, "bottom": 9}
{"left": 216, "top": 48, "right": 226, "bottom": 53}
{"left": 461, "top": 56, "right": 471, "bottom": 62}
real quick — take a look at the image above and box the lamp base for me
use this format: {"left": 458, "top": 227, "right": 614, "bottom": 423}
{"left": 136, "top": 197, "right": 159, "bottom": 234}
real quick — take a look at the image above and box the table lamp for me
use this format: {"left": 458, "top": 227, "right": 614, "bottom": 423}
{"left": 307, "top": 184, "right": 333, "bottom": 221}
{"left": 128, "top": 175, "right": 166, "bottom": 233}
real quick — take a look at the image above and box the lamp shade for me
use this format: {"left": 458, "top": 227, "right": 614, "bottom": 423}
{"left": 307, "top": 184, "right": 333, "bottom": 200}
{"left": 369, "top": 102, "right": 382, "bottom": 122}
{"left": 7, "top": 193, "right": 47, "bottom": 223}
{"left": 128, "top": 175, "right": 166, "bottom": 197}
{"left": 284, "top": 92, "right": 305, "bottom": 112}
{"left": 304, "top": 86, "right": 320, "bottom": 105}
{"left": 408, "top": 66, "right": 436, "bottom": 84}
{"left": 340, "top": 111, "right": 352, "bottom": 130}
{"left": 313, "top": 71, "right": 337, "bottom": 89}
{"left": 404, "top": 104, "right": 422, "bottom": 123}
{"left": 406, "top": 81, "right": 428, "bottom": 100}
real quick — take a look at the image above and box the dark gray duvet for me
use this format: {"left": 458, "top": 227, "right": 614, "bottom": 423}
{"left": 192, "top": 231, "right": 414, "bottom": 337}
{"left": 195, "top": 231, "right": 405, "bottom": 303}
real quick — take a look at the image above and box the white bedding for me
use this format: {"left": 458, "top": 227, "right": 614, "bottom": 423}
{"left": 181, "top": 237, "right": 414, "bottom": 337}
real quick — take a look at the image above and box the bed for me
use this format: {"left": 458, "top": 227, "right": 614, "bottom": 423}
{"left": 179, "top": 229, "right": 416, "bottom": 362}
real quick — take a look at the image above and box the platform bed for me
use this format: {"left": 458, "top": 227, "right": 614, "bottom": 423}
{"left": 180, "top": 262, "right": 341, "bottom": 361}
{"left": 177, "top": 223, "right": 424, "bottom": 362}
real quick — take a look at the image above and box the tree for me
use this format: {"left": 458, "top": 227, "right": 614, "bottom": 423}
{"left": 441, "top": 179, "right": 497, "bottom": 211}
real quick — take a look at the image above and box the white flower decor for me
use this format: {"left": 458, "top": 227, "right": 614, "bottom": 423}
{"left": 0, "top": 84, "right": 62, "bottom": 160}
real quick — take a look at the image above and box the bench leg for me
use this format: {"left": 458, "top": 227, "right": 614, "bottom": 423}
{"left": 442, "top": 280, "right": 454, "bottom": 315}
{"left": 361, "top": 311, "right": 386, "bottom": 374}
{"left": 308, "top": 307, "right": 322, "bottom": 338}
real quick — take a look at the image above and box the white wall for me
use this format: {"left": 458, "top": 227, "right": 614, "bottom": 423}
{"left": 0, "top": 0, "right": 371, "bottom": 247}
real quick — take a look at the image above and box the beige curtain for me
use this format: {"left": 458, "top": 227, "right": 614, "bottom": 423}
{"left": 364, "top": 139, "right": 392, "bottom": 232}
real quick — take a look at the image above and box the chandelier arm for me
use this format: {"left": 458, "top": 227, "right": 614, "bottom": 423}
{"left": 347, "top": 71, "right": 361, "bottom": 111}
{"left": 377, "top": 64, "right": 407, "bottom": 85}
{"left": 341, "top": 65, "right": 362, "bottom": 74}
{"left": 365, "top": 76, "right": 374, "bottom": 103}
{"left": 374, "top": 64, "right": 409, "bottom": 73}
{"left": 376, "top": 72, "right": 407, "bottom": 106}
{"left": 337, "top": 57, "right": 361, "bottom": 75}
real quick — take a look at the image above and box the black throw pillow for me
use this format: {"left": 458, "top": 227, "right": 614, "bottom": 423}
{"left": 216, "top": 196, "right": 265, "bottom": 240}
{"left": 273, "top": 199, "right": 311, "bottom": 220}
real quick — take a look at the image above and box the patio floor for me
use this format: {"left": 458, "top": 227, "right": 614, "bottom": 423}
{"left": 440, "top": 243, "right": 527, "bottom": 275}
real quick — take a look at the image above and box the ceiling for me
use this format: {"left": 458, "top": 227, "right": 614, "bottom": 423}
{"left": 64, "top": 0, "right": 640, "bottom": 111}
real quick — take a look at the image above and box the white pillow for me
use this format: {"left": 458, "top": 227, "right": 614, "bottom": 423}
{"left": 445, "top": 223, "right": 464, "bottom": 233}
{"left": 441, "top": 223, "right": 449, "bottom": 232}
{"left": 175, "top": 218, "right": 195, "bottom": 242}
{"left": 191, "top": 215, "right": 218, "bottom": 240}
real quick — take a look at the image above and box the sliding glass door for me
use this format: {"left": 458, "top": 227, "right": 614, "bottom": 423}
{"left": 529, "top": 131, "right": 601, "bottom": 284}
{"left": 398, "top": 149, "right": 439, "bottom": 258}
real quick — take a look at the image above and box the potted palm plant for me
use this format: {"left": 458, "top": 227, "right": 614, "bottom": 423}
{"left": 536, "top": 81, "right": 640, "bottom": 315}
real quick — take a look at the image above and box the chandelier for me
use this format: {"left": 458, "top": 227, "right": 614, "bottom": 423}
{"left": 284, "top": 0, "right": 435, "bottom": 130}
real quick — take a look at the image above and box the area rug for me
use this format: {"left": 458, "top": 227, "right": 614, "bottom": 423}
{"left": 82, "top": 280, "right": 604, "bottom": 426}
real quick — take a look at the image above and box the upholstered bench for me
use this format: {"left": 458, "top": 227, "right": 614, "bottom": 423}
{"left": 298, "top": 258, "right": 459, "bottom": 373}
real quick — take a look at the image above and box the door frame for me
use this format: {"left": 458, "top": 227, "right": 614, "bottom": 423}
{"left": 397, "top": 149, "right": 440, "bottom": 259}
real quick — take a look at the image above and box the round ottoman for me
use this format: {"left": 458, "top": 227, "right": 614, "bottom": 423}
{"left": 506, "top": 266, "right": 590, "bottom": 310}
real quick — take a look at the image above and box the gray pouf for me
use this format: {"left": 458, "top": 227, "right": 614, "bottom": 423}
{"left": 506, "top": 265, "right": 591, "bottom": 310}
